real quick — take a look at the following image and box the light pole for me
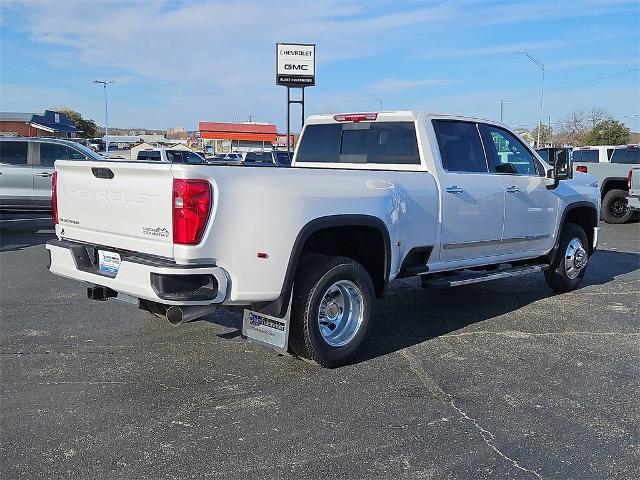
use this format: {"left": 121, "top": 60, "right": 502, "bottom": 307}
{"left": 93, "top": 80, "right": 114, "bottom": 156}
{"left": 517, "top": 51, "right": 544, "bottom": 147}
{"left": 367, "top": 93, "right": 383, "bottom": 111}
{"left": 498, "top": 100, "right": 508, "bottom": 122}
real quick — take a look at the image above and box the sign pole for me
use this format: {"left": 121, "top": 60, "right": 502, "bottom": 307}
{"left": 286, "top": 87, "right": 291, "bottom": 154}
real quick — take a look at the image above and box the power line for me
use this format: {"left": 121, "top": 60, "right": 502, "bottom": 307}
{"left": 555, "top": 68, "right": 639, "bottom": 91}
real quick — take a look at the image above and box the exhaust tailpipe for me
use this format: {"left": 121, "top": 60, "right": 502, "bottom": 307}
{"left": 165, "top": 305, "right": 218, "bottom": 325}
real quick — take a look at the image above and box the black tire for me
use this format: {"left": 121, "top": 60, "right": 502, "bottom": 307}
{"left": 289, "top": 255, "right": 375, "bottom": 368}
{"left": 544, "top": 223, "right": 589, "bottom": 292}
{"left": 601, "top": 189, "right": 632, "bottom": 224}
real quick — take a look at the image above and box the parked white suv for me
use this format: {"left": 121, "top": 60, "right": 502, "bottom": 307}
{"left": 46, "top": 111, "right": 599, "bottom": 366}
{"left": 136, "top": 148, "right": 205, "bottom": 164}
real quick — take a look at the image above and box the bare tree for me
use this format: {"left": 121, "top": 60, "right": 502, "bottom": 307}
{"left": 587, "top": 108, "right": 610, "bottom": 128}
{"left": 556, "top": 110, "right": 589, "bottom": 146}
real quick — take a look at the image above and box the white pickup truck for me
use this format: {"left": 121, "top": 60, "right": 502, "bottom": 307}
{"left": 46, "top": 111, "right": 600, "bottom": 367}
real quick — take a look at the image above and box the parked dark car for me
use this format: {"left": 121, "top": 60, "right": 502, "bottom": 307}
{"left": 244, "top": 150, "right": 291, "bottom": 166}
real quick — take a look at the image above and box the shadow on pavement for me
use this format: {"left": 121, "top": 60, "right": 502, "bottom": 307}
{"left": 351, "top": 247, "right": 640, "bottom": 366}
{"left": 197, "top": 248, "right": 640, "bottom": 365}
{"left": 582, "top": 249, "right": 640, "bottom": 286}
{"left": 0, "top": 217, "right": 55, "bottom": 252}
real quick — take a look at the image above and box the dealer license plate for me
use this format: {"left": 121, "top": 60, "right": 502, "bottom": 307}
{"left": 98, "top": 250, "right": 121, "bottom": 274}
{"left": 242, "top": 310, "right": 290, "bottom": 353}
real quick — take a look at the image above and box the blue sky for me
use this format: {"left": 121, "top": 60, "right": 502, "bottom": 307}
{"left": 1, "top": 0, "right": 638, "bottom": 132}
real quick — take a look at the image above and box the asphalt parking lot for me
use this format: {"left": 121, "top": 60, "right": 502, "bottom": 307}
{"left": 1, "top": 217, "right": 638, "bottom": 480}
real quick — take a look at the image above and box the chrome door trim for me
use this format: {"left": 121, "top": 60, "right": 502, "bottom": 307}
{"left": 443, "top": 234, "right": 549, "bottom": 250}
{"left": 443, "top": 238, "right": 502, "bottom": 249}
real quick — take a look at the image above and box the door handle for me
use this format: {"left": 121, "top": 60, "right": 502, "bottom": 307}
{"left": 445, "top": 186, "right": 464, "bottom": 194}
{"left": 35, "top": 172, "right": 53, "bottom": 178}
{"left": 506, "top": 185, "right": 520, "bottom": 193}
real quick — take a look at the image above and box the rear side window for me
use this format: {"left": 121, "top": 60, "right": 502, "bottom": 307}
{"left": 137, "top": 151, "right": 161, "bottom": 161}
{"left": 296, "top": 122, "right": 420, "bottom": 165}
{"left": 610, "top": 148, "right": 640, "bottom": 164}
{"left": 40, "top": 143, "right": 70, "bottom": 167}
{"left": 609, "top": 149, "right": 625, "bottom": 163}
{"left": 626, "top": 149, "right": 640, "bottom": 164}
{"left": 432, "top": 120, "right": 487, "bottom": 173}
{"left": 573, "top": 150, "right": 599, "bottom": 163}
{"left": 166, "top": 151, "right": 184, "bottom": 163}
{"left": 0, "top": 141, "right": 28, "bottom": 165}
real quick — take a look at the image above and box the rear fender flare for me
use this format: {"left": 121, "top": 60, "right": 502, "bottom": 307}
{"left": 253, "top": 214, "right": 391, "bottom": 318}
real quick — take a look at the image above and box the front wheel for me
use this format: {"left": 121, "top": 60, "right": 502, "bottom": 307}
{"left": 289, "top": 255, "right": 375, "bottom": 368}
{"left": 601, "top": 189, "right": 632, "bottom": 224}
{"left": 544, "top": 223, "right": 589, "bottom": 292}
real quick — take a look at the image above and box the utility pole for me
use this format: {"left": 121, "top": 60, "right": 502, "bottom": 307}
{"left": 517, "top": 51, "right": 544, "bottom": 147}
{"left": 367, "top": 93, "right": 383, "bottom": 110}
{"left": 548, "top": 115, "right": 552, "bottom": 147}
{"left": 498, "top": 100, "right": 508, "bottom": 123}
{"left": 93, "top": 80, "right": 114, "bottom": 157}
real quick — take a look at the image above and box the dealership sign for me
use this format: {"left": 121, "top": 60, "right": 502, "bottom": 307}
{"left": 276, "top": 43, "right": 315, "bottom": 87}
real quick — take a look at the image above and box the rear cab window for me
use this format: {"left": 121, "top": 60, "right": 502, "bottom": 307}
{"left": 296, "top": 121, "right": 420, "bottom": 166}
{"left": 573, "top": 150, "right": 599, "bottom": 163}
{"left": 137, "top": 151, "right": 162, "bottom": 161}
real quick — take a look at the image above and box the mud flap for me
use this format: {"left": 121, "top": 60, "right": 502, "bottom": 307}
{"left": 242, "top": 297, "right": 291, "bottom": 354}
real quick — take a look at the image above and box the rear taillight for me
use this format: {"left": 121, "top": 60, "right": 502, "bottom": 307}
{"left": 51, "top": 171, "right": 58, "bottom": 224}
{"left": 628, "top": 170, "right": 633, "bottom": 190}
{"left": 333, "top": 113, "right": 378, "bottom": 122}
{"left": 172, "top": 179, "right": 211, "bottom": 245}
{"left": 576, "top": 166, "right": 588, "bottom": 173}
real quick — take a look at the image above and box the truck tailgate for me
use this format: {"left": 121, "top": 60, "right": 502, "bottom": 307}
{"left": 55, "top": 160, "right": 174, "bottom": 258}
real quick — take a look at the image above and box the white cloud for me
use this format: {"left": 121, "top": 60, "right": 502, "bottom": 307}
{"left": 2, "top": 0, "right": 637, "bottom": 130}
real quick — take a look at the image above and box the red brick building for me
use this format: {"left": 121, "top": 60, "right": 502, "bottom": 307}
{"left": 0, "top": 110, "right": 79, "bottom": 137}
{"left": 198, "top": 121, "right": 294, "bottom": 153}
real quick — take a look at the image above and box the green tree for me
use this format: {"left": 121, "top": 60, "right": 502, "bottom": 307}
{"left": 584, "top": 119, "right": 630, "bottom": 145}
{"left": 60, "top": 109, "right": 99, "bottom": 138}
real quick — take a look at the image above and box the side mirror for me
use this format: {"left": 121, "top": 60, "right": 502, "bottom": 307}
{"left": 553, "top": 150, "right": 572, "bottom": 180}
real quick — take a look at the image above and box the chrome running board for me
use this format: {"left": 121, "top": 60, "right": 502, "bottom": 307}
{"left": 421, "top": 264, "right": 548, "bottom": 288}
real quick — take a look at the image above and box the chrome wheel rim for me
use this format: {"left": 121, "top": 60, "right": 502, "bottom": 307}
{"left": 565, "top": 238, "right": 587, "bottom": 280}
{"left": 317, "top": 280, "right": 364, "bottom": 347}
